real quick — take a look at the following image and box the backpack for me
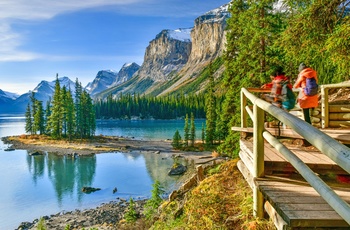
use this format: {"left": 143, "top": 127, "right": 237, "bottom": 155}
{"left": 304, "top": 77, "right": 318, "bottom": 96}
{"left": 281, "top": 82, "right": 296, "bottom": 110}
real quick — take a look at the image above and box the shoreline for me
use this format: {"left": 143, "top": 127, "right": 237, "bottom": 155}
{"left": 2, "top": 135, "right": 216, "bottom": 229}
{"left": 2, "top": 135, "right": 214, "bottom": 164}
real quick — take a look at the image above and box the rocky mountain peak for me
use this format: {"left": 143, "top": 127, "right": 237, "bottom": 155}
{"left": 195, "top": 4, "right": 230, "bottom": 25}
{"left": 112, "top": 62, "right": 140, "bottom": 87}
{"left": 87, "top": 70, "right": 118, "bottom": 96}
{"left": 136, "top": 28, "right": 192, "bottom": 83}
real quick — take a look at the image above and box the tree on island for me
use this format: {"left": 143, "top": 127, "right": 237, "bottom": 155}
{"left": 24, "top": 74, "right": 95, "bottom": 140}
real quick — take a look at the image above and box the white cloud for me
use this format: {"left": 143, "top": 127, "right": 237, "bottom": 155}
{"left": 0, "top": 0, "right": 143, "bottom": 20}
{"left": 0, "top": 0, "right": 146, "bottom": 62}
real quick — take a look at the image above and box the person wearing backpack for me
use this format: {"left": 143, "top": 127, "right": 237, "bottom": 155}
{"left": 261, "top": 66, "right": 295, "bottom": 111}
{"left": 293, "top": 63, "right": 319, "bottom": 124}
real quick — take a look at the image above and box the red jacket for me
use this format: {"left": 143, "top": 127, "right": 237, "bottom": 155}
{"left": 293, "top": 68, "right": 318, "bottom": 108}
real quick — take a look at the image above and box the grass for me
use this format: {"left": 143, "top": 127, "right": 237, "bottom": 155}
{"left": 6, "top": 134, "right": 123, "bottom": 152}
{"left": 149, "top": 160, "right": 276, "bottom": 230}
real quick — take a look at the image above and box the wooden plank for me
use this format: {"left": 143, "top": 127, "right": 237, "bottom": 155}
{"left": 278, "top": 203, "right": 336, "bottom": 211}
{"left": 264, "top": 201, "right": 289, "bottom": 230}
{"left": 330, "top": 112, "right": 350, "bottom": 121}
{"left": 237, "top": 160, "right": 254, "bottom": 189}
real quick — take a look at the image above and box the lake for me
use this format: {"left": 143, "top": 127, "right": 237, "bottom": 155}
{"left": 0, "top": 115, "right": 205, "bottom": 229}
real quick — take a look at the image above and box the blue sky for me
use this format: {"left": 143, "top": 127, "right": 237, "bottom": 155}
{"left": 0, "top": 0, "right": 229, "bottom": 95}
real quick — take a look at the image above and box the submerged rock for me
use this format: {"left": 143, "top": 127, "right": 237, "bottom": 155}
{"left": 82, "top": 187, "right": 101, "bottom": 194}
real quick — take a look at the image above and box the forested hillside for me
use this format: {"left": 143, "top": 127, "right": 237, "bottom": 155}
{"left": 217, "top": 0, "right": 350, "bottom": 156}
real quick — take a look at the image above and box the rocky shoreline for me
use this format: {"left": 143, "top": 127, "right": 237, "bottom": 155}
{"left": 17, "top": 198, "right": 146, "bottom": 230}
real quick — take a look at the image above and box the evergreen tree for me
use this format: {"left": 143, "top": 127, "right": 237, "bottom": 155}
{"left": 172, "top": 130, "right": 182, "bottom": 149}
{"left": 30, "top": 92, "right": 37, "bottom": 134}
{"left": 190, "top": 112, "right": 195, "bottom": 147}
{"left": 205, "top": 64, "right": 216, "bottom": 146}
{"left": 47, "top": 75, "right": 63, "bottom": 139}
{"left": 125, "top": 197, "right": 138, "bottom": 223}
{"left": 25, "top": 103, "right": 33, "bottom": 134}
{"left": 201, "top": 123, "right": 205, "bottom": 144}
{"left": 61, "top": 86, "right": 68, "bottom": 136}
{"left": 66, "top": 88, "right": 75, "bottom": 140}
{"left": 33, "top": 100, "right": 44, "bottom": 135}
{"left": 183, "top": 114, "right": 189, "bottom": 147}
{"left": 44, "top": 98, "right": 51, "bottom": 135}
{"left": 144, "top": 180, "right": 164, "bottom": 221}
{"left": 75, "top": 78, "right": 83, "bottom": 138}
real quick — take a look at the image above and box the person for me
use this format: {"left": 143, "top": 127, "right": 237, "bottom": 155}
{"left": 293, "top": 63, "right": 318, "bottom": 124}
{"left": 261, "top": 66, "right": 293, "bottom": 110}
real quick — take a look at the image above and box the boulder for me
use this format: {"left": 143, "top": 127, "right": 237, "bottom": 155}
{"left": 168, "top": 164, "right": 187, "bottom": 176}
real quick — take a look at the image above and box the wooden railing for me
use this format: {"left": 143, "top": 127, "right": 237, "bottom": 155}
{"left": 240, "top": 87, "right": 350, "bottom": 224}
{"left": 321, "top": 82, "right": 350, "bottom": 128}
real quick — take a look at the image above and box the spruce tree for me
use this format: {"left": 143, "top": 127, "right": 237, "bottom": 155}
{"left": 44, "top": 98, "right": 51, "bottom": 135}
{"left": 33, "top": 100, "right": 44, "bottom": 135}
{"left": 75, "top": 78, "right": 83, "bottom": 138}
{"left": 172, "top": 130, "right": 182, "bottom": 149}
{"left": 183, "top": 114, "right": 189, "bottom": 147}
{"left": 25, "top": 103, "right": 33, "bottom": 134}
{"left": 201, "top": 123, "right": 205, "bottom": 144}
{"left": 190, "top": 112, "right": 195, "bottom": 147}
{"left": 47, "top": 75, "right": 63, "bottom": 138}
{"left": 30, "top": 92, "right": 37, "bottom": 134}
{"left": 66, "top": 88, "right": 75, "bottom": 140}
{"left": 205, "top": 64, "right": 216, "bottom": 146}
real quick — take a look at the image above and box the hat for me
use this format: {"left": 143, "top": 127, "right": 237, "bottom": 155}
{"left": 298, "top": 63, "right": 307, "bottom": 72}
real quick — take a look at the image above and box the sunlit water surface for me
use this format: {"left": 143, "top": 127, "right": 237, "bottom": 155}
{"left": 0, "top": 116, "right": 205, "bottom": 229}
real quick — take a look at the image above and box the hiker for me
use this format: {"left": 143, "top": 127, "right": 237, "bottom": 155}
{"left": 261, "top": 67, "right": 294, "bottom": 110}
{"left": 293, "top": 63, "right": 319, "bottom": 124}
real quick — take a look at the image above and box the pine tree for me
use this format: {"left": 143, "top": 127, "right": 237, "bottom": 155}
{"left": 172, "top": 130, "right": 182, "bottom": 149}
{"left": 25, "top": 103, "right": 33, "bottom": 134}
{"left": 75, "top": 78, "right": 83, "bottom": 138}
{"left": 201, "top": 123, "right": 205, "bottom": 144}
{"left": 66, "top": 88, "right": 75, "bottom": 140}
{"left": 30, "top": 92, "right": 37, "bottom": 134}
{"left": 183, "top": 114, "right": 189, "bottom": 147}
{"left": 190, "top": 112, "right": 195, "bottom": 147}
{"left": 144, "top": 180, "right": 164, "bottom": 221}
{"left": 47, "top": 75, "right": 63, "bottom": 139}
{"left": 33, "top": 100, "right": 44, "bottom": 135}
{"left": 205, "top": 64, "right": 216, "bottom": 146}
{"left": 125, "top": 197, "right": 138, "bottom": 223}
{"left": 44, "top": 98, "right": 51, "bottom": 135}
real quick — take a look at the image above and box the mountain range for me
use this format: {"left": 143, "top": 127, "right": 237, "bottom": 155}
{"left": 0, "top": 3, "right": 229, "bottom": 114}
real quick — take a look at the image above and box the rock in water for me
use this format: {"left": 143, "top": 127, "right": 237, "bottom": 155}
{"left": 168, "top": 164, "right": 187, "bottom": 176}
{"left": 82, "top": 187, "right": 101, "bottom": 193}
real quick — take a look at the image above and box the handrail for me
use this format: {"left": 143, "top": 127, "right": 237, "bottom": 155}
{"left": 240, "top": 87, "right": 350, "bottom": 224}
{"left": 242, "top": 87, "right": 350, "bottom": 174}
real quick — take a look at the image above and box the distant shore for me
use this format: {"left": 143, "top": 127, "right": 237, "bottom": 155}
{"left": 2, "top": 135, "right": 213, "bottom": 163}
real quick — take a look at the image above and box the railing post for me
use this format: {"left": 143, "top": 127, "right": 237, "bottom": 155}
{"left": 241, "top": 89, "right": 247, "bottom": 128}
{"left": 253, "top": 104, "right": 265, "bottom": 218}
{"left": 321, "top": 85, "right": 329, "bottom": 128}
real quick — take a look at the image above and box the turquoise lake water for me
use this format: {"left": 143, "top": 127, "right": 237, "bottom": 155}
{"left": 0, "top": 115, "right": 205, "bottom": 229}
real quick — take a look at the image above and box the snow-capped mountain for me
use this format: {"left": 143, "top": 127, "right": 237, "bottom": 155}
{"left": 88, "top": 63, "right": 140, "bottom": 98}
{"left": 86, "top": 70, "right": 118, "bottom": 96}
{"left": 111, "top": 62, "right": 140, "bottom": 87}
{"left": 163, "top": 28, "right": 192, "bottom": 42}
{"left": 8, "top": 77, "right": 75, "bottom": 113}
{"left": 0, "top": 90, "right": 19, "bottom": 101}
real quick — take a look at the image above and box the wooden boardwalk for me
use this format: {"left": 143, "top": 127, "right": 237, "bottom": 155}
{"left": 238, "top": 139, "right": 350, "bottom": 229}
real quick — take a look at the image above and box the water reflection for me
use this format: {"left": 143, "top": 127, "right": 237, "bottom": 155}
{"left": 26, "top": 152, "right": 96, "bottom": 205}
